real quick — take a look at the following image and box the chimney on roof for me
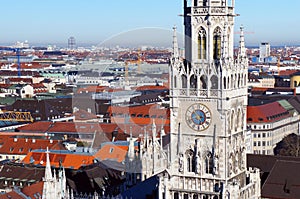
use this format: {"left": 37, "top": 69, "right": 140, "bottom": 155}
{"left": 14, "top": 138, "right": 18, "bottom": 142}
{"left": 25, "top": 138, "right": 28, "bottom": 142}
{"left": 50, "top": 139, "right": 53, "bottom": 144}
{"left": 32, "top": 139, "right": 36, "bottom": 143}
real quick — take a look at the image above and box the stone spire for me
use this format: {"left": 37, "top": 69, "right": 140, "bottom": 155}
{"left": 152, "top": 119, "right": 157, "bottom": 142}
{"left": 172, "top": 26, "right": 179, "bottom": 59}
{"left": 239, "top": 25, "right": 246, "bottom": 58}
{"left": 128, "top": 127, "right": 135, "bottom": 161}
{"left": 44, "top": 147, "right": 52, "bottom": 180}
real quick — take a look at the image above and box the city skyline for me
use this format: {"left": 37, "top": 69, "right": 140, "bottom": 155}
{"left": 1, "top": 0, "right": 299, "bottom": 47}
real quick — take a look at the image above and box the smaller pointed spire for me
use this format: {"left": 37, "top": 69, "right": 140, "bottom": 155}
{"left": 44, "top": 147, "right": 53, "bottom": 181}
{"left": 128, "top": 126, "right": 135, "bottom": 161}
{"left": 222, "top": 23, "right": 229, "bottom": 59}
{"left": 239, "top": 25, "right": 246, "bottom": 58}
{"left": 152, "top": 119, "right": 157, "bottom": 142}
{"left": 172, "top": 26, "right": 179, "bottom": 59}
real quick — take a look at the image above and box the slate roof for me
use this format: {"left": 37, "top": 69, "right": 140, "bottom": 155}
{"left": 247, "top": 154, "right": 300, "bottom": 199}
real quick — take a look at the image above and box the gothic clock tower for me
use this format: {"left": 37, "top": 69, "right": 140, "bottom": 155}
{"left": 164, "top": 0, "right": 261, "bottom": 198}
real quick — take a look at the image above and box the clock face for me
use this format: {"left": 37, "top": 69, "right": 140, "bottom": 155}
{"left": 186, "top": 103, "right": 212, "bottom": 131}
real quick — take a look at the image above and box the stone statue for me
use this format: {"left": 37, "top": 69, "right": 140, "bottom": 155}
{"left": 195, "top": 154, "right": 201, "bottom": 174}
{"left": 179, "top": 153, "right": 184, "bottom": 172}
{"left": 213, "top": 155, "right": 219, "bottom": 175}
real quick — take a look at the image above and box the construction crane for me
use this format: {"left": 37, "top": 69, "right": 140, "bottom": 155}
{"left": 0, "top": 47, "right": 21, "bottom": 77}
{"left": 0, "top": 111, "right": 34, "bottom": 123}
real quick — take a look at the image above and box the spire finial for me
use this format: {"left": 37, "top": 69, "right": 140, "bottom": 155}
{"left": 172, "top": 26, "right": 179, "bottom": 58}
{"left": 239, "top": 25, "right": 246, "bottom": 58}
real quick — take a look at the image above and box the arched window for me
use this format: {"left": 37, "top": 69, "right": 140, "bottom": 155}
{"left": 190, "top": 74, "right": 197, "bottom": 89}
{"left": 213, "top": 27, "right": 222, "bottom": 60}
{"left": 223, "top": 77, "right": 227, "bottom": 89}
{"left": 200, "top": 75, "right": 207, "bottom": 89}
{"left": 198, "top": 27, "right": 207, "bottom": 60}
{"left": 211, "top": 75, "right": 218, "bottom": 89}
{"left": 227, "top": 77, "right": 230, "bottom": 89}
{"left": 186, "top": 150, "right": 194, "bottom": 172}
{"left": 237, "top": 109, "right": 241, "bottom": 131}
{"left": 182, "top": 74, "right": 187, "bottom": 88}
{"left": 194, "top": 0, "right": 198, "bottom": 6}
{"left": 205, "top": 151, "right": 213, "bottom": 174}
{"left": 230, "top": 110, "right": 235, "bottom": 131}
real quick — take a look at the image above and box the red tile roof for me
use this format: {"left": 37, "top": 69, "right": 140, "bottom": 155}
{"left": 74, "top": 109, "right": 98, "bottom": 121}
{"left": 247, "top": 101, "right": 290, "bottom": 123}
{"left": 0, "top": 137, "right": 65, "bottom": 156}
{"left": 0, "top": 190, "right": 25, "bottom": 199}
{"left": 108, "top": 104, "right": 170, "bottom": 119}
{"left": 279, "top": 70, "right": 299, "bottom": 76}
{"left": 22, "top": 151, "right": 96, "bottom": 169}
{"left": 0, "top": 182, "right": 44, "bottom": 199}
{"left": 8, "top": 78, "right": 32, "bottom": 84}
{"left": 94, "top": 144, "right": 128, "bottom": 162}
{"left": 134, "top": 85, "right": 168, "bottom": 91}
{"left": 22, "top": 181, "right": 44, "bottom": 199}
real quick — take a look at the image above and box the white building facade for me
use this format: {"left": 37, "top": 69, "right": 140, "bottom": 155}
{"left": 259, "top": 42, "right": 270, "bottom": 63}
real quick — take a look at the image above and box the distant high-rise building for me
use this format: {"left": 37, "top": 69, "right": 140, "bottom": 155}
{"left": 68, "top": 36, "right": 76, "bottom": 49}
{"left": 259, "top": 42, "right": 270, "bottom": 62}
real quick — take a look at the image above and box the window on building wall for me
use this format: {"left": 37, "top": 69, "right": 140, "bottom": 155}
{"left": 262, "top": 141, "right": 266, "bottom": 146}
{"left": 254, "top": 142, "right": 256, "bottom": 146}
{"left": 198, "top": 27, "right": 207, "bottom": 60}
{"left": 190, "top": 75, "right": 197, "bottom": 89}
{"left": 200, "top": 75, "right": 207, "bottom": 89}
{"left": 211, "top": 75, "right": 218, "bottom": 89}
{"left": 258, "top": 142, "right": 261, "bottom": 146}
{"left": 213, "top": 27, "right": 222, "bottom": 60}
{"left": 174, "top": 192, "right": 179, "bottom": 199}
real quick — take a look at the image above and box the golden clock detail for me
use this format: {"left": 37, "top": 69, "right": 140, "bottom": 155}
{"left": 185, "top": 103, "right": 212, "bottom": 131}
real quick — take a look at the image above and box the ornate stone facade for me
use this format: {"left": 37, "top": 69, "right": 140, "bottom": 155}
{"left": 124, "top": 0, "right": 261, "bottom": 198}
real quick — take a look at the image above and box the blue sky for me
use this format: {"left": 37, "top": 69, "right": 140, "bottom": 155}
{"left": 0, "top": 0, "right": 299, "bottom": 47}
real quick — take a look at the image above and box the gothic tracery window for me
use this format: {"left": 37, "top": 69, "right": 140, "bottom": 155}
{"left": 213, "top": 27, "right": 222, "bottom": 60}
{"left": 211, "top": 75, "right": 218, "bottom": 89}
{"left": 190, "top": 74, "right": 197, "bottom": 89}
{"left": 200, "top": 75, "right": 207, "bottom": 89}
{"left": 205, "top": 151, "right": 213, "bottom": 174}
{"left": 198, "top": 27, "right": 207, "bottom": 60}
{"left": 186, "top": 150, "right": 194, "bottom": 172}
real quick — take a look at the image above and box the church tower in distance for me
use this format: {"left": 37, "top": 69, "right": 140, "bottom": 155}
{"left": 165, "top": 0, "right": 261, "bottom": 198}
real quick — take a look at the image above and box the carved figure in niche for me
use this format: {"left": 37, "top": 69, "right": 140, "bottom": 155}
{"left": 195, "top": 153, "right": 201, "bottom": 174}
{"left": 179, "top": 153, "right": 184, "bottom": 172}
{"left": 213, "top": 154, "right": 219, "bottom": 175}
{"left": 241, "top": 147, "right": 246, "bottom": 170}
{"left": 234, "top": 152, "right": 239, "bottom": 174}
{"left": 228, "top": 153, "right": 233, "bottom": 176}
